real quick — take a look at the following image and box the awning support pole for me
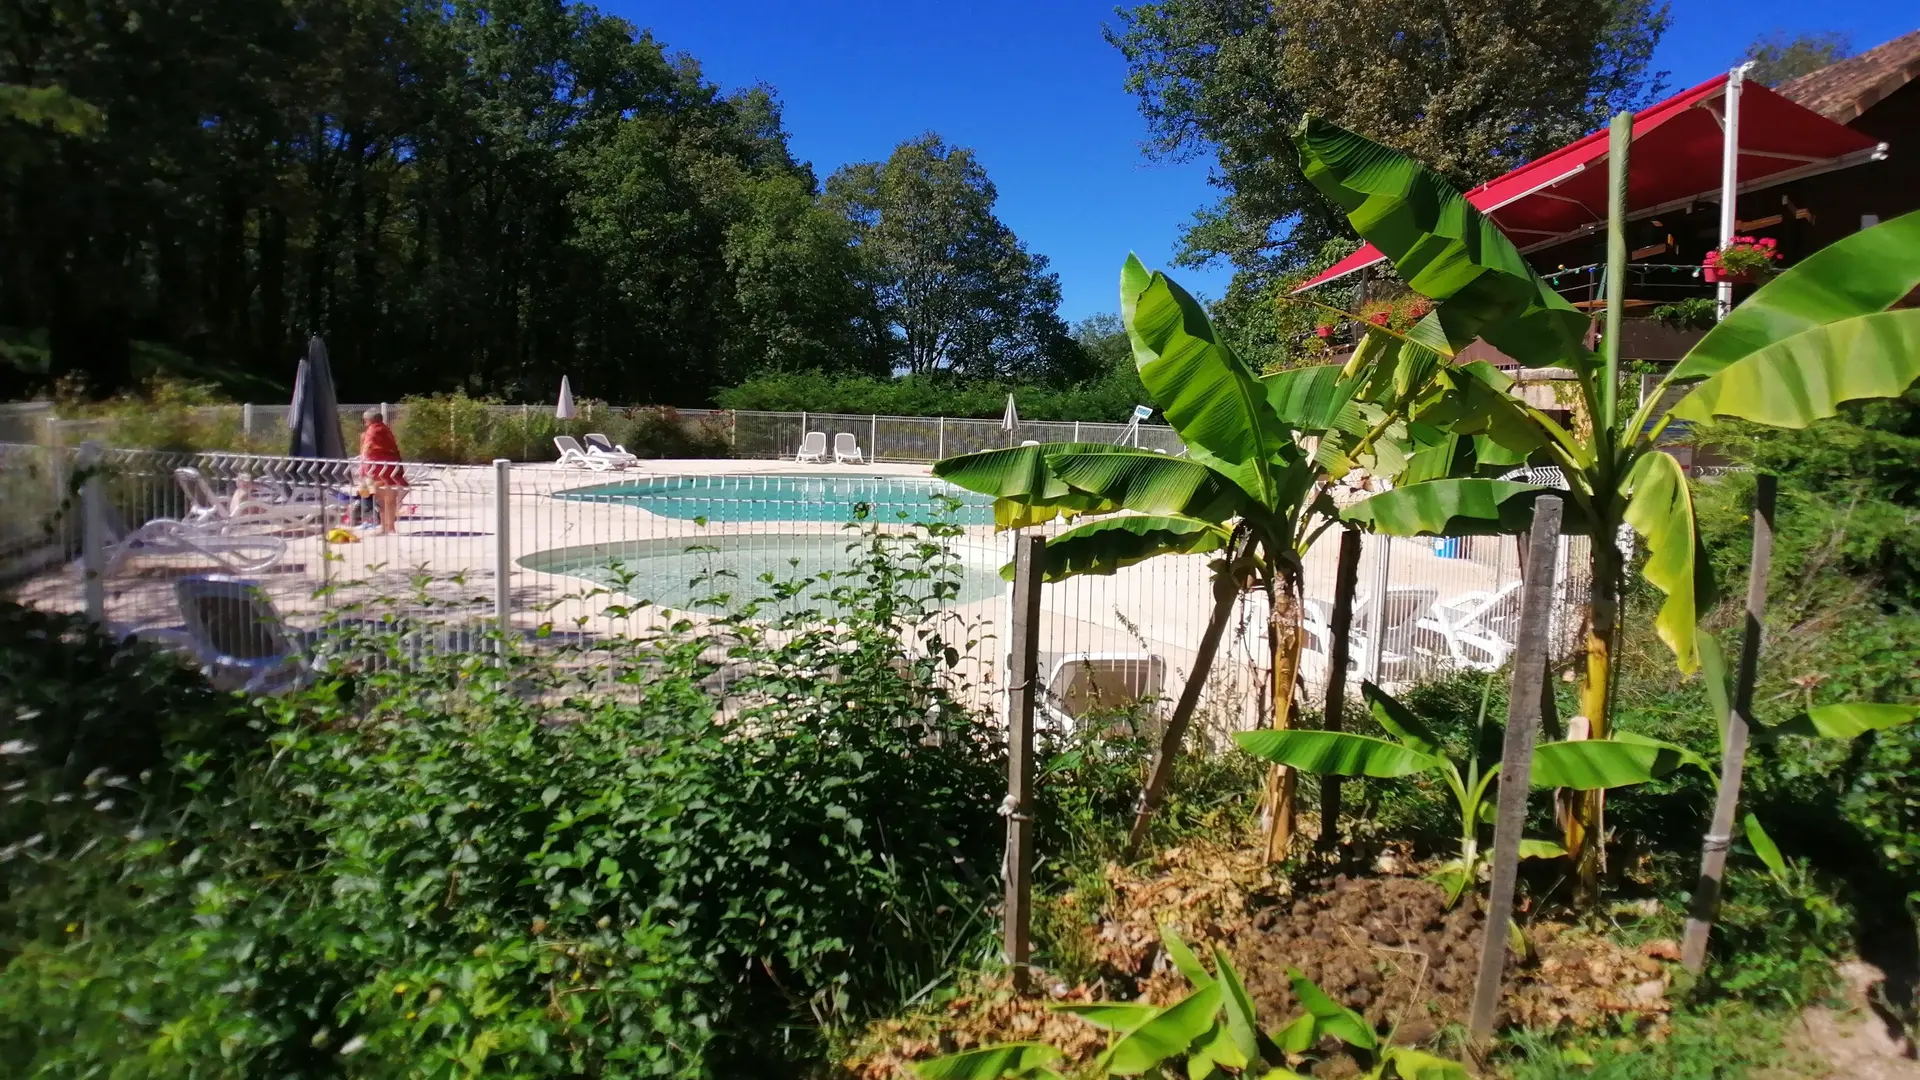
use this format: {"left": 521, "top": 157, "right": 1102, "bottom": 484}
{"left": 1717, "top": 64, "right": 1753, "bottom": 320}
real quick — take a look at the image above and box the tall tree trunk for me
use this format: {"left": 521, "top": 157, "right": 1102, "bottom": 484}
{"left": 1261, "top": 569, "right": 1306, "bottom": 863}
{"left": 1126, "top": 563, "right": 1242, "bottom": 856}
{"left": 1566, "top": 525, "right": 1623, "bottom": 901}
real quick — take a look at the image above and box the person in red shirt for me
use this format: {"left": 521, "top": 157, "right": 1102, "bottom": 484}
{"left": 358, "top": 409, "right": 407, "bottom": 534}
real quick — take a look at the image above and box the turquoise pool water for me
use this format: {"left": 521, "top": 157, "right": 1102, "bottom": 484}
{"left": 520, "top": 533, "right": 1005, "bottom": 614}
{"left": 555, "top": 472, "right": 993, "bottom": 524}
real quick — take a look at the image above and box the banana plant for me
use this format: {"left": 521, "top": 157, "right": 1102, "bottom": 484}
{"left": 1294, "top": 112, "right": 1920, "bottom": 895}
{"left": 911, "top": 925, "right": 1472, "bottom": 1079}
{"left": 932, "top": 256, "right": 1497, "bottom": 860}
{"left": 1234, "top": 679, "right": 1705, "bottom": 904}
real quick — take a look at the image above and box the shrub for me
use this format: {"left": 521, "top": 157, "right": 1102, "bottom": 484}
{"left": 0, "top": 514, "right": 1005, "bottom": 1075}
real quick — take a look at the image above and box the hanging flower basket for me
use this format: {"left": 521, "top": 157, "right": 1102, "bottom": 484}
{"left": 1703, "top": 236, "right": 1782, "bottom": 284}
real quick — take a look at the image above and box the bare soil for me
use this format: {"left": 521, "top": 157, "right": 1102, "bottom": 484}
{"left": 847, "top": 842, "right": 1678, "bottom": 1078}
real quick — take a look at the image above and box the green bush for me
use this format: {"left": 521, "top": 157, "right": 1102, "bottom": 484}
{"left": 714, "top": 370, "right": 1151, "bottom": 423}
{"left": 0, "top": 516, "right": 1005, "bottom": 1075}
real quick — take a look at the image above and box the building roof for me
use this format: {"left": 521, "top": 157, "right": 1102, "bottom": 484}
{"left": 1776, "top": 29, "right": 1920, "bottom": 125}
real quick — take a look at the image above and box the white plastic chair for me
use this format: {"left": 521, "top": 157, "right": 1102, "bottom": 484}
{"left": 168, "top": 575, "right": 312, "bottom": 694}
{"left": 1417, "top": 583, "right": 1523, "bottom": 671}
{"left": 1040, "top": 652, "right": 1167, "bottom": 736}
{"left": 583, "top": 433, "right": 641, "bottom": 468}
{"left": 795, "top": 431, "right": 828, "bottom": 463}
{"left": 1302, "top": 587, "right": 1440, "bottom": 677}
{"left": 554, "top": 436, "right": 614, "bottom": 471}
{"left": 833, "top": 432, "right": 864, "bottom": 464}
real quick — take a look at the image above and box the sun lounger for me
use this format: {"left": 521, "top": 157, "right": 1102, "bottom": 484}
{"left": 1040, "top": 652, "right": 1167, "bottom": 736}
{"left": 583, "top": 433, "right": 642, "bottom": 468}
{"left": 175, "top": 467, "right": 324, "bottom": 532}
{"left": 1303, "top": 586, "right": 1439, "bottom": 678}
{"left": 554, "top": 435, "right": 615, "bottom": 471}
{"left": 166, "top": 575, "right": 313, "bottom": 694}
{"left": 98, "top": 509, "right": 287, "bottom": 578}
{"left": 833, "top": 432, "right": 864, "bottom": 464}
{"left": 795, "top": 430, "right": 827, "bottom": 463}
{"left": 1416, "top": 583, "right": 1522, "bottom": 671}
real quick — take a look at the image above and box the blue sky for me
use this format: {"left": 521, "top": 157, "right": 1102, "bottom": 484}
{"left": 607, "top": 1, "right": 1915, "bottom": 322}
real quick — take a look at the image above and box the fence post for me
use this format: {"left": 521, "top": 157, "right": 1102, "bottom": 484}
{"left": 1469, "top": 495, "right": 1564, "bottom": 1041}
{"left": 494, "top": 459, "right": 512, "bottom": 658}
{"left": 1003, "top": 534, "right": 1045, "bottom": 992}
{"left": 1362, "top": 534, "right": 1392, "bottom": 682}
{"left": 869, "top": 414, "right": 877, "bottom": 462}
{"left": 937, "top": 416, "right": 945, "bottom": 460}
{"left": 1318, "top": 528, "right": 1364, "bottom": 851}
{"left": 1074, "top": 421, "right": 1080, "bottom": 442}
{"left": 79, "top": 442, "right": 106, "bottom": 628}
{"left": 242, "top": 402, "right": 255, "bottom": 439}
{"left": 1682, "top": 473, "right": 1776, "bottom": 971}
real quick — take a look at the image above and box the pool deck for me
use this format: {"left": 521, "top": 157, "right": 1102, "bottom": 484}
{"left": 15, "top": 454, "right": 1524, "bottom": 728}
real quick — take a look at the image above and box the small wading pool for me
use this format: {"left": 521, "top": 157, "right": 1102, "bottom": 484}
{"left": 520, "top": 533, "right": 1006, "bottom": 613}
{"left": 555, "top": 472, "right": 994, "bottom": 524}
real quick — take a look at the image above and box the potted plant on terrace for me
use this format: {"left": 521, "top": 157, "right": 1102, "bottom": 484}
{"left": 1702, "top": 235, "right": 1782, "bottom": 284}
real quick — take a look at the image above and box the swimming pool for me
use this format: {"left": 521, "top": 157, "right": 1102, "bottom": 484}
{"left": 520, "top": 533, "right": 1005, "bottom": 614}
{"left": 555, "top": 472, "right": 994, "bottom": 524}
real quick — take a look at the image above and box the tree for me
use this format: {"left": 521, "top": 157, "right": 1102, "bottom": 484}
{"left": 1295, "top": 112, "right": 1920, "bottom": 898}
{"left": 1105, "top": 0, "right": 1669, "bottom": 279}
{"left": 826, "top": 135, "right": 1082, "bottom": 383}
{"left": 1741, "top": 30, "right": 1851, "bottom": 88}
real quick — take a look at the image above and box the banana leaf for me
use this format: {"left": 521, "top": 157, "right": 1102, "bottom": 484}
{"left": 1234, "top": 729, "right": 1445, "bottom": 778}
{"left": 910, "top": 1042, "right": 1064, "bottom": 1080}
{"left": 1049, "top": 1001, "right": 1160, "bottom": 1032}
{"left": 1122, "top": 255, "right": 1292, "bottom": 508}
{"left": 1043, "top": 449, "right": 1248, "bottom": 520}
{"left": 1008, "top": 514, "right": 1232, "bottom": 582}
{"left": 1667, "top": 309, "right": 1920, "bottom": 428}
{"left": 1362, "top": 681, "right": 1442, "bottom": 756}
{"left": 1101, "top": 982, "right": 1222, "bottom": 1075}
{"left": 1671, "top": 209, "right": 1920, "bottom": 380}
{"left": 1623, "top": 449, "right": 1714, "bottom": 673}
{"left": 1261, "top": 363, "right": 1364, "bottom": 433}
{"left": 1294, "top": 116, "right": 1593, "bottom": 372}
{"left": 1160, "top": 923, "right": 1215, "bottom": 988}
{"left": 1766, "top": 703, "right": 1920, "bottom": 740}
{"left": 1529, "top": 733, "right": 1704, "bottom": 790}
{"left": 1340, "top": 478, "right": 1556, "bottom": 537}
{"left": 1283, "top": 967, "right": 1376, "bottom": 1052}
{"left": 1380, "top": 1047, "right": 1473, "bottom": 1080}
{"left": 1212, "top": 948, "right": 1262, "bottom": 1064}
{"left": 1743, "top": 813, "right": 1788, "bottom": 882}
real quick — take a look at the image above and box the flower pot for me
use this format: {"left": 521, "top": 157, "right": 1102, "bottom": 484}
{"left": 1703, "top": 266, "right": 1756, "bottom": 284}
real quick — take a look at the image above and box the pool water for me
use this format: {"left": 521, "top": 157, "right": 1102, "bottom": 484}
{"left": 556, "top": 472, "right": 993, "bottom": 524}
{"left": 520, "top": 533, "right": 1005, "bottom": 614}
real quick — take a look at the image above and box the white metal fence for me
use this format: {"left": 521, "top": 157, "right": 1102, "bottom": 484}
{"left": 27, "top": 402, "right": 1188, "bottom": 465}
{"left": 2, "top": 442, "right": 1600, "bottom": 740}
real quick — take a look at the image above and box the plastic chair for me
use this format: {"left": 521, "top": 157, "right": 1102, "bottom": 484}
{"left": 97, "top": 506, "right": 287, "bottom": 578}
{"left": 833, "top": 432, "right": 865, "bottom": 464}
{"left": 1417, "top": 583, "right": 1523, "bottom": 671}
{"left": 1302, "top": 587, "right": 1440, "bottom": 677}
{"left": 795, "top": 431, "right": 828, "bottom": 463}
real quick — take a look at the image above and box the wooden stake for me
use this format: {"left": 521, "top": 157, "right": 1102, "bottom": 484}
{"left": 1682, "top": 473, "right": 1775, "bottom": 971}
{"left": 1318, "top": 529, "right": 1363, "bottom": 851}
{"left": 1126, "top": 564, "right": 1240, "bottom": 857}
{"left": 1003, "top": 534, "right": 1045, "bottom": 992}
{"left": 1469, "top": 495, "right": 1564, "bottom": 1042}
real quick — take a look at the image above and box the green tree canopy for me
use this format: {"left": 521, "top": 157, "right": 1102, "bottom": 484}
{"left": 1105, "top": 0, "right": 1670, "bottom": 279}
{"left": 826, "top": 134, "right": 1084, "bottom": 383}
{"left": 1740, "top": 30, "right": 1852, "bottom": 87}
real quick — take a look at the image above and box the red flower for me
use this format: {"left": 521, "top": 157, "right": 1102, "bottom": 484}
{"left": 1368, "top": 312, "right": 1390, "bottom": 326}
{"left": 1758, "top": 237, "right": 1777, "bottom": 249}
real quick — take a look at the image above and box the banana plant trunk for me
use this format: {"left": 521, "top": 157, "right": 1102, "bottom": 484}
{"left": 1260, "top": 570, "right": 1306, "bottom": 863}
{"left": 1125, "top": 566, "right": 1243, "bottom": 857}
{"left": 1567, "top": 519, "right": 1624, "bottom": 901}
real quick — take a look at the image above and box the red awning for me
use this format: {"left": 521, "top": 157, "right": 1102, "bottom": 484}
{"left": 1293, "top": 73, "right": 1887, "bottom": 292}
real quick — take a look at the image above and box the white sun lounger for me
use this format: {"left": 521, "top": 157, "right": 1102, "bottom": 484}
{"left": 554, "top": 436, "right": 615, "bottom": 471}
{"left": 583, "top": 433, "right": 642, "bottom": 468}
{"left": 1040, "top": 652, "right": 1167, "bottom": 736}
{"left": 98, "top": 509, "right": 288, "bottom": 578}
{"left": 1303, "top": 586, "right": 1440, "bottom": 678}
{"left": 164, "top": 575, "right": 313, "bottom": 695}
{"left": 1416, "top": 582, "right": 1523, "bottom": 671}
{"left": 175, "top": 467, "right": 324, "bottom": 533}
{"left": 833, "top": 432, "right": 864, "bottom": 464}
{"left": 795, "top": 430, "right": 828, "bottom": 463}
